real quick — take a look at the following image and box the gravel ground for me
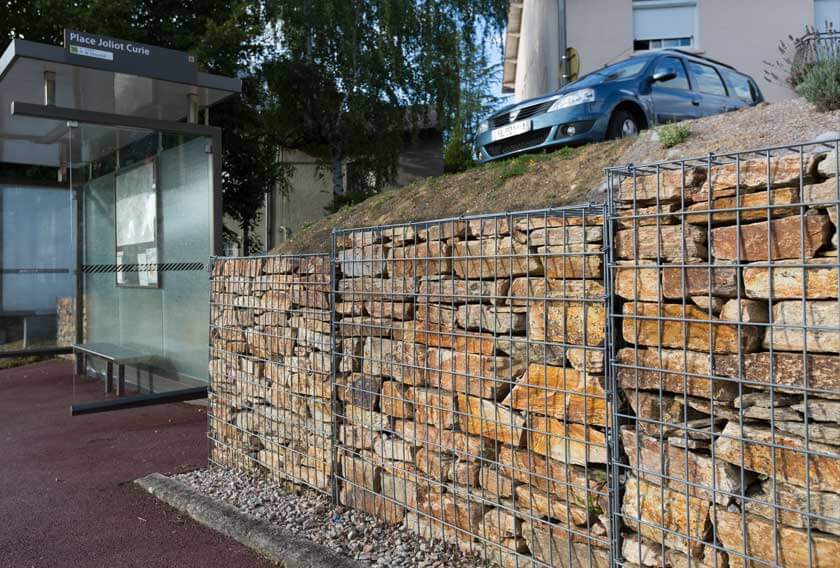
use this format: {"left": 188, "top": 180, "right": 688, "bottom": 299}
{"left": 175, "top": 467, "right": 488, "bottom": 568}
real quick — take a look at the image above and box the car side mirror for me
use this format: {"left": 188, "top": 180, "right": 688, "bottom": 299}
{"left": 652, "top": 69, "right": 677, "bottom": 83}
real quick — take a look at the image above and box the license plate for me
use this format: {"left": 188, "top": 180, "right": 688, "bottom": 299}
{"left": 490, "top": 120, "right": 531, "bottom": 141}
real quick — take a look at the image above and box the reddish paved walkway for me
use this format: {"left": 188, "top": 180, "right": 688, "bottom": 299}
{"left": 0, "top": 360, "right": 274, "bottom": 567}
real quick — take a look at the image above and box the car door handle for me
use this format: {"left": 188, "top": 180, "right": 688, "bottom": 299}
{"left": 691, "top": 100, "right": 700, "bottom": 106}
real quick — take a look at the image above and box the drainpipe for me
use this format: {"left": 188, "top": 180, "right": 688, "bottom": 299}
{"left": 559, "top": 0, "right": 569, "bottom": 87}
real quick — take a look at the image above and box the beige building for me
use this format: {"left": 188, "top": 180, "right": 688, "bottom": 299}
{"left": 504, "top": 0, "right": 840, "bottom": 103}
{"left": 225, "top": 128, "right": 443, "bottom": 254}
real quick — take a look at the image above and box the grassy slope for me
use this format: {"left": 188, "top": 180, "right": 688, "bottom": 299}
{"left": 275, "top": 140, "right": 632, "bottom": 253}
{"left": 274, "top": 98, "right": 840, "bottom": 254}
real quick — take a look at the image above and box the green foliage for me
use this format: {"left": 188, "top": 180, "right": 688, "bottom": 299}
{"left": 657, "top": 123, "right": 691, "bottom": 149}
{"left": 765, "top": 25, "right": 840, "bottom": 89}
{"left": 798, "top": 58, "right": 840, "bottom": 111}
{"left": 443, "top": 125, "right": 475, "bottom": 174}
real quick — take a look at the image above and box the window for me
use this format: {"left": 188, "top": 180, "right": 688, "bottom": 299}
{"left": 722, "top": 69, "right": 758, "bottom": 103}
{"left": 687, "top": 61, "right": 728, "bottom": 96}
{"left": 652, "top": 57, "right": 690, "bottom": 90}
{"left": 815, "top": 0, "right": 840, "bottom": 31}
{"left": 633, "top": 0, "right": 696, "bottom": 51}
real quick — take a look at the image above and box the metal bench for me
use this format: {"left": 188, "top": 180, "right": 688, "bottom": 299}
{"left": 72, "top": 342, "right": 152, "bottom": 397}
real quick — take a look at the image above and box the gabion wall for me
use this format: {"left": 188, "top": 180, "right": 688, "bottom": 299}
{"left": 333, "top": 209, "right": 611, "bottom": 568}
{"left": 208, "top": 254, "right": 334, "bottom": 492}
{"left": 609, "top": 143, "right": 840, "bottom": 568}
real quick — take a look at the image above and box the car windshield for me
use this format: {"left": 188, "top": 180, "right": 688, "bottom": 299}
{"left": 571, "top": 59, "right": 648, "bottom": 88}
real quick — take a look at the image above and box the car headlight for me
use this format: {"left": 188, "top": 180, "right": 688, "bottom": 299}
{"left": 548, "top": 88, "right": 595, "bottom": 112}
{"left": 477, "top": 120, "right": 489, "bottom": 134}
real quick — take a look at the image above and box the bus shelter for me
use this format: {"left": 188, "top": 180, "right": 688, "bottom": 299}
{"left": 0, "top": 31, "right": 240, "bottom": 411}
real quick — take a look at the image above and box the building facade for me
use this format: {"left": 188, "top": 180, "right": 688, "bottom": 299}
{"left": 505, "top": 0, "right": 840, "bottom": 103}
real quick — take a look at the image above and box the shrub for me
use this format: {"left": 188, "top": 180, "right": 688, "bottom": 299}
{"left": 657, "top": 123, "right": 691, "bottom": 149}
{"left": 443, "top": 127, "right": 475, "bottom": 173}
{"left": 797, "top": 58, "right": 840, "bottom": 111}
{"left": 765, "top": 25, "right": 840, "bottom": 89}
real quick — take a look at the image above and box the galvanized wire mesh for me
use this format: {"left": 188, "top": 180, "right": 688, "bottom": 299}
{"left": 606, "top": 141, "right": 840, "bottom": 568}
{"left": 332, "top": 208, "right": 613, "bottom": 567}
{"left": 208, "top": 254, "right": 334, "bottom": 493}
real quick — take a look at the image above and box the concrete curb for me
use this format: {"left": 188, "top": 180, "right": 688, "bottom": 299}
{"left": 135, "top": 473, "right": 363, "bottom": 568}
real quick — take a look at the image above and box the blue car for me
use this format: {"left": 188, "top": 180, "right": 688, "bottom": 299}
{"left": 474, "top": 49, "right": 763, "bottom": 163}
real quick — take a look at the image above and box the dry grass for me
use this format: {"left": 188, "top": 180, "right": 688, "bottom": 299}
{"left": 274, "top": 97, "right": 840, "bottom": 254}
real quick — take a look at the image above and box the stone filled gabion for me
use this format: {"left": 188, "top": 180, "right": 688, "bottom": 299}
{"left": 613, "top": 148, "right": 840, "bottom": 567}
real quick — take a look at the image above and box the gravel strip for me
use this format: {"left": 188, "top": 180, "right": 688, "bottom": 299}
{"left": 175, "top": 467, "right": 488, "bottom": 568}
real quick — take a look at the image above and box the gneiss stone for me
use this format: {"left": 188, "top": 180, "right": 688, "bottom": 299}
{"left": 452, "top": 237, "right": 542, "bottom": 279}
{"left": 508, "top": 277, "right": 605, "bottom": 305}
{"left": 684, "top": 187, "right": 802, "bottom": 224}
{"left": 527, "top": 416, "right": 608, "bottom": 465}
{"left": 503, "top": 364, "right": 609, "bottom": 426}
{"left": 388, "top": 241, "right": 451, "bottom": 279}
{"left": 764, "top": 300, "right": 840, "bottom": 353}
{"left": 514, "top": 483, "right": 590, "bottom": 525}
{"left": 521, "top": 521, "right": 611, "bottom": 568}
{"left": 426, "top": 348, "right": 519, "bottom": 400}
{"left": 711, "top": 214, "right": 832, "bottom": 261}
{"left": 714, "top": 351, "right": 840, "bottom": 394}
{"left": 615, "top": 263, "right": 660, "bottom": 301}
{"left": 540, "top": 244, "right": 604, "bottom": 279}
{"left": 746, "top": 479, "right": 840, "bottom": 536}
{"left": 336, "top": 276, "right": 417, "bottom": 301}
{"left": 337, "top": 244, "right": 388, "bottom": 277}
{"left": 616, "top": 202, "right": 678, "bottom": 228}
{"left": 529, "top": 300, "right": 606, "bottom": 347}
{"left": 715, "top": 421, "right": 840, "bottom": 493}
{"left": 716, "top": 510, "right": 840, "bottom": 568}
{"left": 457, "top": 394, "right": 525, "bottom": 446}
{"left": 515, "top": 225, "right": 603, "bottom": 247}
{"left": 409, "top": 388, "right": 458, "bottom": 429}
{"left": 621, "top": 427, "right": 743, "bottom": 505}
{"left": 615, "top": 224, "right": 707, "bottom": 261}
{"left": 417, "top": 492, "right": 484, "bottom": 534}
{"left": 455, "top": 304, "right": 526, "bottom": 334}
{"left": 379, "top": 381, "right": 414, "bottom": 418}
{"left": 622, "top": 476, "right": 711, "bottom": 557}
{"left": 363, "top": 300, "right": 414, "bottom": 320}
{"left": 791, "top": 399, "right": 840, "bottom": 423}
{"left": 362, "top": 337, "right": 426, "bottom": 385}
{"left": 743, "top": 258, "right": 840, "bottom": 299}
{"left": 617, "top": 168, "right": 703, "bottom": 203}
{"left": 417, "top": 277, "right": 509, "bottom": 305}
{"left": 622, "top": 302, "right": 763, "bottom": 354}
{"left": 661, "top": 262, "right": 740, "bottom": 299}
{"left": 392, "top": 320, "right": 497, "bottom": 356}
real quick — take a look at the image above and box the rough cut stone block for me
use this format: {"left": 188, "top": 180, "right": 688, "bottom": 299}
{"left": 373, "top": 434, "right": 416, "bottom": 462}
{"left": 662, "top": 263, "right": 740, "bottom": 299}
{"left": 711, "top": 214, "right": 832, "bottom": 261}
{"left": 504, "top": 364, "right": 609, "bottom": 426}
{"left": 522, "top": 521, "right": 611, "bottom": 568}
{"left": 745, "top": 479, "right": 840, "bottom": 536}
{"left": 380, "top": 381, "right": 414, "bottom": 418}
{"left": 458, "top": 394, "right": 525, "bottom": 446}
{"left": 514, "top": 484, "right": 590, "bottom": 525}
{"left": 381, "top": 225, "right": 418, "bottom": 245}
{"left": 719, "top": 298, "right": 769, "bottom": 323}
{"left": 765, "top": 300, "right": 840, "bottom": 352}
{"left": 715, "top": 421, "right": 840, "bottom": 493}
{"left": 339, "top": 316, "right": 393, "bottom": 337}
{"left": 392, "top": 320, "right": 497, "bottom": 355}
{"left": 744, "top": 258, "right": 839, "bottom": 299}
{"left": 616, "top": 348, "right": 738, "bottom": 401}
{"left": 337, "top": 244, "right": 388, "bottom": 277}
{"left": 426, "top": 348, "right": 518, "bottom": 400}
{"left": 690, "top": 153, "right": 825, "bottom": 201}
{"left": 622, "top": 302, "right": 763, "bottom": 354}
{"left": 508, "top": 278, "right": 605, "bottom": 305}
{"left": 388, "top": 241, "right": 452, "bottom": 278}
{"left": 364, "top": 300, "right": 414, "bottom": 320}
{"left": 456, "top": 304, "right": 526, "bottom": 334}
{"left": 418, "top": 277, "right": 509, "bottom": 304}
{"left": 337, "top": 277, "right": 416, "bottom": 301}
{"left": 362, "top": 337, "right": 426, "bottom": 385}
{"left": 529, "top": 300, "right": 606, "bottom": 347}
{"left": 527, "top": 417, "right": 607, "bottom": 465}
{"left": 622, "top": 427, "right": 743, "bottom": 503}
{"left": 617, "top": 168, "right": 702, "bottom": 202}
{"left": 262, "top": 256, "right": 300, "bottom": 274}
{"left": 616, "top": 203, "right": 678, "bottom": 227}
{"left": 415, "top": 446, "right": 453, "bottom": 483}
{"left": 417, "top": 492, "right": 484, "bottom": 535}
{"left": 716, "top": 510, "right": 840, "bottom": 568}
{"left": 615, "top": 263, "right": 661, "bottom": 301}
{"left": 622, "top": 476, "right": 711, "bottom": 556}
{"left": 479, "top": 466, "right": 514, "bottom": 498}
{"left": 340, "top": 485, "right": 404, "bottom": 524}
{"left": 684, "top": 187, "right": 801, "bottom": 224}
{"left": 615, "top": 224, "right": 707, "bottom": 261}
{"left": 516, "top": 225, "right": 603, "bottom": 247}
{"left": 410, "top": 388, "right": 458, "bottom": 429}
{"left": 452, "top": 237, "right": 542, "bottom": 279}
{"left": 335, "top": 229, "right": 385, "bottom": 249}
{"left": 341, "top": 452, "right": 381, "bottom": 491}
{"left": 540, "top": 244, "right": 604, "bottom": 279}
{"left": 714, "top": 351, "right": 840, "bottom": 393}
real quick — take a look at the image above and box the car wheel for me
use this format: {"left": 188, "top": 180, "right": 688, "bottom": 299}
{"left": 608, "top": 110, "right": 640, "bottom": 139}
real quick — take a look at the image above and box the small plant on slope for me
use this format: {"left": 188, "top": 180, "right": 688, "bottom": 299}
{"left": 658, "top": 123, "right": 691, "bottom": 149}
{"left": 798, "top": 58, "right": 840, "bottom": 111}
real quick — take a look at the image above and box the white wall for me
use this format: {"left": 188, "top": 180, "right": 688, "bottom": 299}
{"left": 567, "top": 0, "right": 635, "bottom": 76}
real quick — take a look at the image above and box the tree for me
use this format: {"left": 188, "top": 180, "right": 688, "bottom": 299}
{"left": 260, "top": 0, "right": 508, "bottom": 196}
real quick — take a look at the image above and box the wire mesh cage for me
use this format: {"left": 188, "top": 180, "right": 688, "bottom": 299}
{"left": 208, "top": 254, "right": 334, "bottom": 493}
{"left": 331, "top": 208, "right": 614, "bottom": 567}
{"left": 606, "top": 141, "right": 840, "bottom": 568}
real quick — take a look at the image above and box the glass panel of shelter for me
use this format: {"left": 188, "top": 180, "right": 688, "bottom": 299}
{"left": 69, "top": 121, "right": 213, "bottom": 402}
